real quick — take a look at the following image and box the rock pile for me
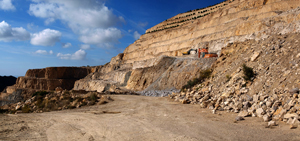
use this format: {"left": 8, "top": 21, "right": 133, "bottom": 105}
{"left": 0, "top": 88, "right": 113, "bottom": 114}
{"left": 170, "top": 83, "right": 300, "bottom": 128}
{"left": 170, "top": 33, "right": 300, "bottom": 129}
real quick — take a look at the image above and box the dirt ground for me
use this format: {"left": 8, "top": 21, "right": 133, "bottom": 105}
{"left": 1, "top": 95, "right": 300, "bottom": 141}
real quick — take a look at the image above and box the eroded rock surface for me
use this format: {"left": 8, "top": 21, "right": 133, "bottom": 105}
{"left": 16, "top": 67, "right": 92, "bottom": 90}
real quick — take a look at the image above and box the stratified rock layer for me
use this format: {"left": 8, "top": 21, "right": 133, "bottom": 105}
{"left": 16, "top": 67, "right": 92, "bottom": 90}
{"left": 123, "top": 0, "right": 300, "bottom": 65}
{"left": 126, "top": 56, "right": 216, "bottom": 91}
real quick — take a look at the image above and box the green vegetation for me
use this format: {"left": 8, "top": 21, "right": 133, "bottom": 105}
{"left": 88, "top": 93, "right": 97, "bottom": 101}
{"left": 181, "top": 69, "right": 212, "bottom": 91}
{"left": 226, "top": 74, "right": 232, "bottom": 82}
{"left": 242, "top": 64, "right": 255, "bottom": 81}
{"left": 32, "top": 91, "right": 48, "bottom": 97}
{"left": 22, "top": 105, "right": 31, "bottom": 113}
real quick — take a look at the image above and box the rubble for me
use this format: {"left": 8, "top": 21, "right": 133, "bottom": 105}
{"left": 0, "top": 90, "right": 113, "bottom": 114}
{"left": 169, "top": 33, "right": 300, "bottom": 129}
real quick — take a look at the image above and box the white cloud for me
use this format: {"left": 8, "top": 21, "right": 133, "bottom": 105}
{"left": 57, "top": 49, "right": 86, "bottom": 60}
{"left": 28, "top": 0, "right": 124, "bottom": 47}
{"left": 133, "top": 31, "right": 141, "bottom": 40}
{"left": 34, "top": 49, "right": 53, "bottom": 55}
{"left": 27, "top": 23, "right": 39, "bottom": 31}
{"left": 31, "top": 28, "right": 61, "bottom": 46}
{"left": 0, "top": 21, "right": 30, "bottom": 42}
{"left": 79, "top": 28, "right": 122, "bottom": 47}
{"left": 0, "top": 0, "right": 15, "bottom": 11}
{"left": 80, "top": 44, "right": 90, "bottom": 50}
{"left": 62, "top": 42, "right": 72, "bottom": 48}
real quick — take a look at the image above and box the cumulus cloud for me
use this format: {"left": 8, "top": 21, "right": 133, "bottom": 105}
{"left": 80, "top": 44, "right": 90, "bottom": 50}
{"left": 61, "top": 42, "right": 72, "bottom": 48}
{"left": 57, "top": 49, "right": 86, "bottom": 60}
{"left": 79, "top": 28, "right": 122, "bottom": 46}
{"left": 0, "top": 21, "right": 30, "bottom": 42}
{"left": 28, "top": 0, "right": 124, "bottom": 47}
{"left": 133, "top": 31, "right": 141, "bottom": 40}
{"left": 0, "top": 0, "right": 15, "bottom": 11}
{"left": 34, "top": 49, "right": 53, "bottom": 55}
{"left": 31, "top": 28, "right": 61, "bottom": 46}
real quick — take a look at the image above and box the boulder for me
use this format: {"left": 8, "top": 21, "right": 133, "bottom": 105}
{"left": 251, "top": 52, "right": 260, "bottom": 62}
{"left": 238, "top": 111, "right": 250, "bottom": 117}
{"left": 289, "top": 88, "right": 299, "bottom": 94}
{"left": 267, "top": 121, "right": 277, "bottom": 127}
{"left": 256, "top": 108, "right": 265, "bottom": 117}
{"left": 235, "top": 116, "right": 244, "bottom": 121}
{"left": 284, "top": 113, "right": 299, "bottom": 120}
{"left": 263, "top": 115, "right": 271, "bottom": 122}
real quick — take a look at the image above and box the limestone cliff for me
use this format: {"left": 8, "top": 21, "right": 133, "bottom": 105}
{"left": 15, "top": 67, "right": 92, "bottom": 90}
{"left": 123, "top": 0, "right": 300, "bottom": 65}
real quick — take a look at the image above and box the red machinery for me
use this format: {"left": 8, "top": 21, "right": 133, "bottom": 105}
{"left": 198, "top": 48, "right": 218, "bottom": 58}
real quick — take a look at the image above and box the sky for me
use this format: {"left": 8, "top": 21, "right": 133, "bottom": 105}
{"left": 0, "top": 0, "right": 224, "bottom": 76}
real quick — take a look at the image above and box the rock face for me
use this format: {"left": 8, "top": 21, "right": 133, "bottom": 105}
{"left": 16, "top": 67, "right": 92, "bottom": 90}
{"left": 0, "top": 76, "right": 16, "bottom": 92}
{"left": 73, "top": 55, "right": 216, "bottom": 93}
{"left": 127, "top": 56, "right": 216, "bottom": 91}
{"left": 122, "top": 0, "right": 300, "bottom": 65}
{"left": 170, "top": 32, "right": 300, "bottom": 128}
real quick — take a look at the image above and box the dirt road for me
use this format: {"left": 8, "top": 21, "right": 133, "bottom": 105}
{"left": 1, "top": 95, "right": 300, "bottom": 141}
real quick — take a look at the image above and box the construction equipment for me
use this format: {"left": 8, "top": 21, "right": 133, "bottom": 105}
{"left": 198, "top": 48, "right": 218, "bottom": 58}
{"left": 182, "top": 49, "right": 197, "bottom": 55}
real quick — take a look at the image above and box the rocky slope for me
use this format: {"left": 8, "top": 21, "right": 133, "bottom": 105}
{"left": 170, "top": 32, "right": 300, "bottom": 128}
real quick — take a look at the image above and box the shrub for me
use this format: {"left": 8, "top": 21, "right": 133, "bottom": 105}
{"left": 198, "top": 69, "right": 212, "bottom": 80}
{"left": 181, "top": 69, "right": 212, "bottom": 91}
{"left": 242, "top": 64, "right": 255, "bottom": 81}
{"left": 88, "top": 93, "right": 98, "bottom": 102}
{"left": 32, "top": 91, "right": 48, "bottom": 97}
{"left": 36, "top": 98, "right": 45, "bottom": 109}
{"left": 22, "top": 105, "right": 31, "bottom": 113}
{"left": 226, "top": 74, "right": 232, "bottom": 82}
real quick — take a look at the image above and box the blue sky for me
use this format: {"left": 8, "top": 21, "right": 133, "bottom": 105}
{"left": 0, "top": 0, "right": 224, "bottom": 76}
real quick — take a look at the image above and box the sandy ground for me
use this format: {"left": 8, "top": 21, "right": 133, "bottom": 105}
{"left": 1, "top": 95, "right": 300, "bottom": 141}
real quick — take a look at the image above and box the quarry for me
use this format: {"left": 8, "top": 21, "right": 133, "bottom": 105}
{"left": 1, "top": 0, "right": 300, "bottom": 140}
